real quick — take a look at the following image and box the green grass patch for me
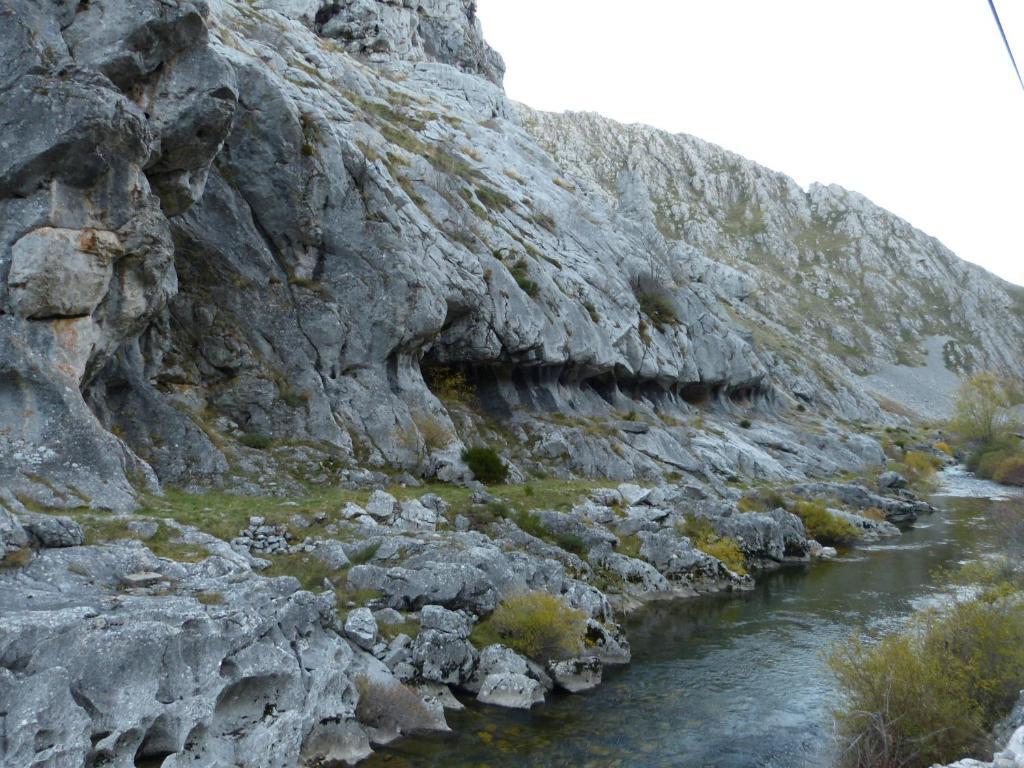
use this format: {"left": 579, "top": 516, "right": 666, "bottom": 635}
{"left": 678, "top": 516, "right": 747, "bottom": 575}
{"left": 77, "top": 517, "right": 208, "bottom": 563}
{"left": 470, "top": 591, "right": 587, "bottom": 661}
{"left": 790, "top": 500, "right": 859, "bottom": 546}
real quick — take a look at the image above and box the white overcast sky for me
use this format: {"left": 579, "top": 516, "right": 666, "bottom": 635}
{"left": 476, "top": 0, "right": 1024, "bottom": 287}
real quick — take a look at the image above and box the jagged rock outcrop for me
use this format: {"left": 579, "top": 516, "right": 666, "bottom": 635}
{"left": 0, "top": 541, "right": 376, "bottom": 767}
{"left": 0, "top": 0, "right": 971, "bottom": 510}
{"left": 520, "top": 109, "right": 1024, "bottom": 422}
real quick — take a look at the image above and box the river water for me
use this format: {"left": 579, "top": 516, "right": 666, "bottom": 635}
{"left": 364, "top": 468, "right": 1021, "bottom": 768}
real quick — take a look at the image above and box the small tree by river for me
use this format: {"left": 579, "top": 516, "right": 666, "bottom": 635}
{"left": 950, "top": 373, "right": 1024, "bottom": 484}
{"left": 950, "top": 372, "right": 1020, "bottom": 445}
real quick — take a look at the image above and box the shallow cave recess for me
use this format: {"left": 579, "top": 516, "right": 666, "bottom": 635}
{"left": 418, "top": 353, "right": 773, "bottom": 428}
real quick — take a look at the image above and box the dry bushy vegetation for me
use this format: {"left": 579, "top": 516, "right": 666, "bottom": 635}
{"left": 354, "top": 676, "right": 435, "bottom": 734}
{"left": 679, "top": 516, "right": 747, "bottom": 575}
{"left": 830, "top": 559, "right": 1024, "bottom": 768}
{"left": 470, "top": 591, "right": 587, "bottom": 661}
{"left": 790, "top": 500, "right": 859, "bottom": 546}
{"left": 951, "top": 372, "right": 1024, "bottom": 486}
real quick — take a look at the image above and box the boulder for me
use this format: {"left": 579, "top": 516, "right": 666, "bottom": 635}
{"left": 548, "top": 656, "right": 602, "bottom": 693}
{"left": 589, "top": 547, "right": 670, "bottom": 596}
{"left": 476, "top": 673, "right": 544, "bottom": 709}
{"left": 708, "top": 508, "right": 808, "bottom": 562}
{"left": 344, "top": 608, "right": 379, "bottom": 651}
{"left": 410, "top": 606, "right": 476, "bottom": 685}
{"left": 464, "top": 644, "right": 541, "bottom": 694}
{"left": 878, "top": 471, "right": 909, "bottom": 491}
{"left": 584, "top": 619, "right": 632, "bottom": 665}
{"left": 7, "top": 228, "right": 120, "bottom": 319}
{"left": 395, "top": 499, "right": 439, "bottom": 531}
{"left": 365, "top": 491, "right": 399, "bottom": 521}
{"left": 0, "top": 507, "right": 29, "bottom": 555}
{"left": 314, "top": 540, "right": 352, "bottom": 570}
{"left": 532, "top": 510, "right": 618, "bottom": 551}
{"left": 617, "top": 484, "right": 651, "bottom": 506}
{"left": 18, "top": 513, "right": 85, "bottom": 549}
{"left": 347, "top": 562, "right": 499, "bottom": 614}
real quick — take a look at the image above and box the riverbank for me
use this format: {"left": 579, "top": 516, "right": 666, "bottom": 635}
{"left": 363, "top": 468, "right": 1019, "bottom": 767}
{"left": 0, "top": 464, "right": 941, "bottom": 766}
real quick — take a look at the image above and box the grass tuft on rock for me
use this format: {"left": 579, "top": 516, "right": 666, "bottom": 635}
{"left": 790, "top": 500, "right": 859, "bottom": 546}
{"left": 679, "top": 516, "right": 747, "bottom": 575}
{"left": 0, "top": 548, "right": 32, "bottom": 570}
{"left": 470, "top": 591, "right": 587, "bottom": 662}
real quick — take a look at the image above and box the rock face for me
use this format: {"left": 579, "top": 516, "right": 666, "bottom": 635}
{"left": 0, "top": 543, "right": 375, "bottom": 768}
{"left": 4, "top": 0, "right": 1019, "bottom": 509}
{"left": 520, "top": 110, "right": 1024, "bottom": 422}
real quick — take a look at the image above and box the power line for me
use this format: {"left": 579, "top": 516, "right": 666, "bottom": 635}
{"left": 987, "top": 0, "right": 1024, "bottom": 93}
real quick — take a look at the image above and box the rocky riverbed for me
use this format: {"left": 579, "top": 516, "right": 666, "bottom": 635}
{"left": 0, "top": 466, "right": 938, "bottom": 767}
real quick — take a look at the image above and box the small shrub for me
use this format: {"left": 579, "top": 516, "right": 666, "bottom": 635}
{"left": 0, "top": 548, "right": 31, "bottom": 570}
{"left": 470, "top": 591, "right": 586, "bottom": 661}
{"left": 970, "top": 440, "right": 1016, "bottom": 477}
{"left": 355, "top": 676, "right": 435, "bottom": 734}
{"left": 737, "top": 489, "right": 787, "bottom": 513}
{"left": 462, "top": 446, "right": 508, "bottom": 484}
{"left": 196, "top": 591, "right": 225, "bottom": 606}
{"left": 934, "top": 441, "right": 954, "bottom": 456}
{"left": 678, "top": 516, "right": 747, "bottom": 575}
{"left": 348, "top": 541, "right": 381, "bottom": 565}
{"left": 830, "top": 593, "right": 1024, "bottom": 768}
{"left": 475, "top": 185, "right": 513, "bottom": 212}
{"left": 904, "top": 450, "right": 941, "bottom": 478}
{"left": 552, "top": 531, "right": 587, "bottom": 557}
{"left": 633, "top": 282, "right": 678, "bottom": 330}
{"left": 700, "top": 536, "right": 747, "bottom": 575}
{"left": 739, "top": 418, "right": 752, "bottom": 429}
{"left": 617, "top": 533, "right": 641, "bottom": 558}
{"left": 532, "top": 211, "right": 557, "bottom": 232}
{"left": 993, "top": 455, "right": 1024, "bottom": 486}
{"left": 512, "top": 509, "right": 545, "bottom": 537}
{"left": 790, "top": 500, "right": 859, "bottom": 546}
{"left": 239, "top": 432, "right": 273, "bottom": 450}
{"left": 508, "top": 258, "right": 539, "bottom": 297}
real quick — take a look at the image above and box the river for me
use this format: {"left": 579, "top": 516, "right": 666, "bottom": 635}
{"left": 364, "top": 468, "right": 1022, "bottom": 768}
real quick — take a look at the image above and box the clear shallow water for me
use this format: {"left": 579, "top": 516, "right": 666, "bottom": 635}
{"left": 364, "top": 470, "right": 1018, "bottom": 768}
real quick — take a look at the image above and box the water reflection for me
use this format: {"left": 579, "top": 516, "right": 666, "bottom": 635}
{"left": 364, "top": 471, "right": 1011, "bottom": 768}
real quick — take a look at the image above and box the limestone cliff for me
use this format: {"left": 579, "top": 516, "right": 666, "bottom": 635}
{"left": 0, "top": 0, "right": 1020, "bottom": 511}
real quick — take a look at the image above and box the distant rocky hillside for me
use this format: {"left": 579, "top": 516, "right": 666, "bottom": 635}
{"left": 519, "top": 108, "right": 1024, "bottom": 411}
{"left": 1, "top": 0, "right": 1020, "bottom": 511}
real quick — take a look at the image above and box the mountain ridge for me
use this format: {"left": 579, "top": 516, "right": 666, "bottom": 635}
{"left": 0, "top": 0, "right": 1019, "bottom": 512}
